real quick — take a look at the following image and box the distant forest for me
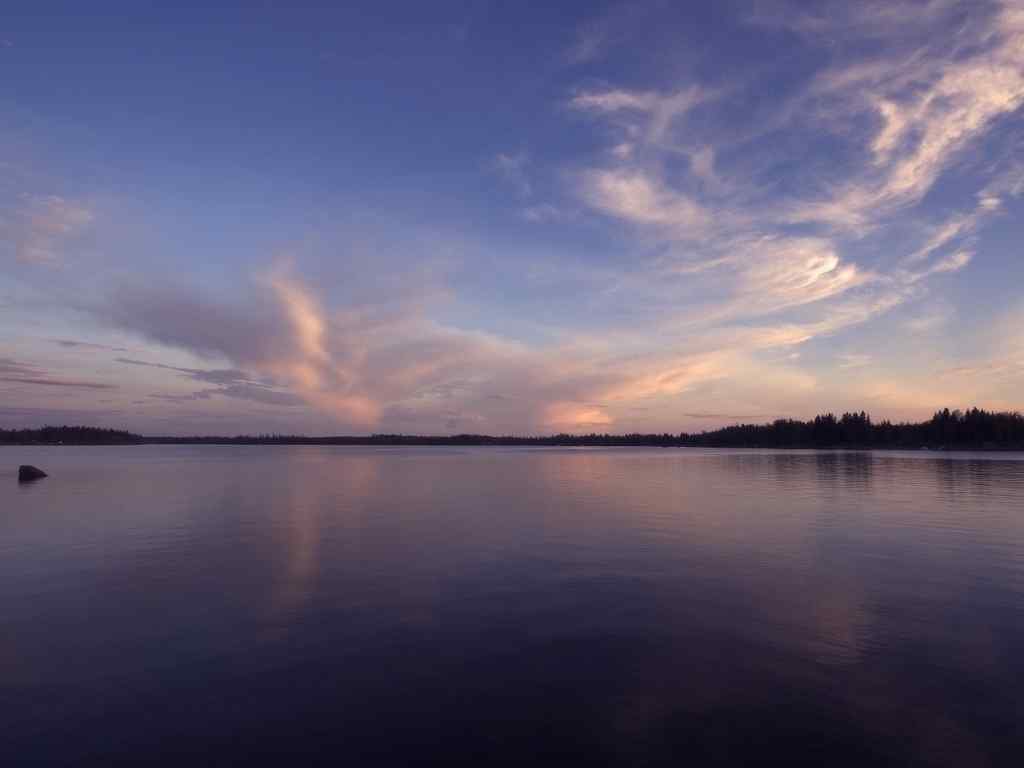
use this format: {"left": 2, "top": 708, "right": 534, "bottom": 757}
{"left": 2, "top": 408, "right": 1024, "bottom": 449}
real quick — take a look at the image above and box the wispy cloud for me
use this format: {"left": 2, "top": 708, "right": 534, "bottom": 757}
{"left": 521, "top": 203, "right": 567, "bottom": 223}
{"left": 5, "top": 195, "right": 93, "bottom": 265}
{"left": 116, "top": 357, "right": 303, "bottom": 407}
{"left": 902, "top": 250, "right": 974, "bottom": 284}
{"left": 564, "top": 1, "right": 655, "bottom": 65}
{"left": 784, "top": 1, "right": 1024, "bottom": 231}
{"left": 0, "top": 357, "right": 116, "bottom": 390}
{"left": 570, "top": 85, "right": 706, "bottom": 147}
{"left": 491, "top": 151, "right": 533, "bottom": 197}
{"left": 731, "top": 238, "right": 868, "bottom": 313}
{"left": 7, "top": 0, "right": 1020, "bottom": 432}
{"left": 53, "top": 339, "right": 130, "bottom": 352}
{"left": 904, "top": 197, "right": 997, "bottom": 265}
{"left": 579, "top": 168, "right": 713, "bottom": 234}
{"left": 838, "top": 353, "right": 873, "bottom": 370}
{"left": 555, "top": 0, "right": 1019, "bottom": 424}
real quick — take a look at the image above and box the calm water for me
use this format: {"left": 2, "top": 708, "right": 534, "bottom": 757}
{"left": 3, "top": 446, "right": 1024, "bottom": 766}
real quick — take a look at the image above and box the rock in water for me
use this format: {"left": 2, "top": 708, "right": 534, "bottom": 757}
{"left": 18, "top": 465, "right": 48, "bottom": 482}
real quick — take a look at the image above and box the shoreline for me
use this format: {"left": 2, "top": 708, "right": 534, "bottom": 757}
{"left": 4, "top": 439, "right": 1024, "bottom": 451}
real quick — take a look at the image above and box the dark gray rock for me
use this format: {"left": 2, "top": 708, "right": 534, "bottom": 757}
{"left": 18, "top": 465, "right": 48, "bottom": 482}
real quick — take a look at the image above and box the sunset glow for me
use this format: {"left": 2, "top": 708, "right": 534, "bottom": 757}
{"left": 3, "top": 1, "right": 1023, "bottom": 434}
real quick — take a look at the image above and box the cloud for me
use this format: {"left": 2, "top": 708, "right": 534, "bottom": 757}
{"left": 571, "top": 89, "right": 664, "bottom": 113}
{"left": 492, "top": 151, "right": 532, "bottom": 196}
{"left": 149, "top": 384, "right": 303, "bottom": 406}
{"left": 98, "top": 281, "right": 293, "bottom": 362}
{"left": 786, "top": 1, "right": 1024, "bottom": 230}
{"left": 579, "top": 168, "right": 712, "bottom": 234}
{"left": 905, "top": 309, "right": 950, "bottom": 334}
{"left": 906, "top": 210, "right": 982, "bottom": 266}
{"left": 640, "top": 237, "right": 873, "bottom": 330}
{"left": 746, "top": 0, "right": 967, "bottom": 40}
{"left": 53, "top": 339, "right": 130, "bottom": 352}
{"left": 557, "top": 0, "right": 1008, "bottom": 413}
{"left": 602, "top": 353, "right": 729, "bottom": 401}
{"left": 94, "top": 268, "right": 833, "bottom": 432}
{"left": 14, "top": 1, "right": 1018, "bottom": 433}
{"left": 6, "top": 195, "right": 93, "bottom": 265}
{"left": 704, "top": 286, "right": 913, "bottom": 355}
{"left": 928, "top": 250, "right": 974, "bottom": 275}
{"left": 902, "top": 250, "right": 974, "bottom": 283}
{"left": 116, "top": 357, "right": 303, "bottom": 406}
{"left": 566, "top": 14, "right": 612, "bottom": 64}
{"left": 117, "top": 357, "right": 251, "bottom": 383}
{"left": 570, "top": 85, "right": 705, "bottom": 144}
{"left": 0, "top": 377, "right": 116, "bottom": 389}
{"left": 689, "top": 145, "right": 726, "bottom": 192}
{"left": 97, "top": 274, "right": 506, "bottom": 427}
{"left": 838, "top": 353, "right": 873, "bottom": 369}
{"left": 684, "top": 412, "right": 773, "bottom": 420}
{"left": 565, "top": 1, "right": 661, "bottom": 65}
{"left": 0, "top": 358, "right": 40, "bottom": 377}
{"left": 0, "top": 357, "right": 116, "bottom": 390}
{"left": 544, "top": 401, "right": 613, "bottom": 429}
{"left": 733, "top": 238, "right": 868, "bottom": 313}
{"left": 87, "top": 250, "right": 938, "bottom": 432}
{"left": 521, "top": 203, "right": 566, "bottom": 223}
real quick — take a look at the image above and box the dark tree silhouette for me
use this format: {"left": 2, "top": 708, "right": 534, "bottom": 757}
{"left": 0, "top": 426, "right": 144, "bottom": 445}
{"left": 3, "top": 409, "right": 1023, "bottom": 448}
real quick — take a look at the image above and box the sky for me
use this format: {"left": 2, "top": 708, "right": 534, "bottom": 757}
{"left": 2, "top": 0, "right": 1023, "bottom": 436}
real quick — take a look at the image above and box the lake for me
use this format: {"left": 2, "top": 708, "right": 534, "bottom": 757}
{"left": 3, "top": 446, "right": 1024, "bottom": 765}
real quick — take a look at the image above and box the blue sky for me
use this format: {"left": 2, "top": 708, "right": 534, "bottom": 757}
{"left": 2, "top": 0, "right": 1023, "bottom": 435}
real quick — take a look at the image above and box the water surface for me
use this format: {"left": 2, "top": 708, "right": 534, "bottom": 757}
{"left": 3, "top": 446, "right": 1023, "bottom": 765}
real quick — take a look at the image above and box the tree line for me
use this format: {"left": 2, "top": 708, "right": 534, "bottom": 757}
{"left": 3, "top": 408, "right": 1023, "bottom": 448}
{"left": 0, "top": 426, "right": 144, "bottom": 445}
{"left": 679, "top": 409, "right": 1024, "bottom": 449}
